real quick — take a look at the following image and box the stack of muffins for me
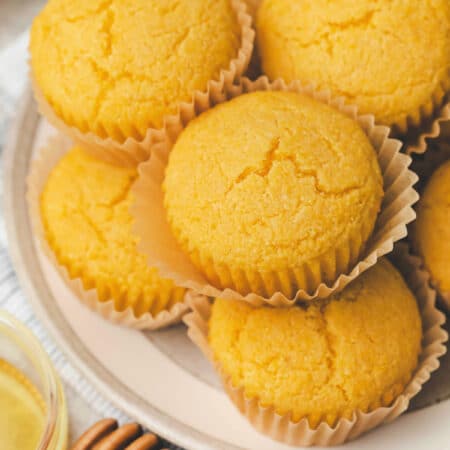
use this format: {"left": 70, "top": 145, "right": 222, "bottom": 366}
{"left": 27, "top": 0, "right": 448, "bottom": 446}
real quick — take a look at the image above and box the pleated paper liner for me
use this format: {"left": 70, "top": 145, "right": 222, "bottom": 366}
{"left": 242, "top": 0, "right": 262, "bottom": 80}
{"left": 243, "top": 0, "right": 261, "bottom": 17}
{"left": 131, "top": 76, "right": 419, "bottom": 306}
{"left": 27, "top": 133, "right": 190, "bottom": 330}
{"left": 377, "top": 69, "right": 450, "bottom": 151}
{"left": 183, "top": 245, "right": 447, "bottom": 447}
{"left": 30, "top": 0, "right": 255, "bottom": 168}
{"left": 408, "top": 141, "right": 450, "bottom": 311}
{"left": 406, "top": 98, "right": 450, "bottom": 156}
{"left": 437, "top": 290, "right": 450, "bottom": 315}
{"left": 410, "top": 140, "right": 450, "bottom": 192}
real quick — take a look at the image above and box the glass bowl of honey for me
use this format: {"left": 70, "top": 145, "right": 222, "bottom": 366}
{"left": 0, "top": 310, "right": 68, "bottom": 450}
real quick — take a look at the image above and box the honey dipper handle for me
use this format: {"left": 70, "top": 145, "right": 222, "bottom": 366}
{"left": 70, "top": 418, "right": 161, "bottom": 450}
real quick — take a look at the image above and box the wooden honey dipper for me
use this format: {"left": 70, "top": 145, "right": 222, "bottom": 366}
{"left": 71, "top": 418, "right": 169, "bottom": 450}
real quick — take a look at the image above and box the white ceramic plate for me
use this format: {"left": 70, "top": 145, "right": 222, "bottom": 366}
{"left": 4, "top": 89, "right": 450, "bottom": 450}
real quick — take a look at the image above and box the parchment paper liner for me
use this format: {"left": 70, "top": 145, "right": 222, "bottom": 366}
{"left": 435, "top": 282, "right": 450, "bottom": 311}
{"left": 243, "top": 0, "right": 261, "bottom": 17}
{"left": 26, "top": 133, "right": 190, "bottom": 330}
{"left": 183, "top": 245, "right": 447, "bottom": 447}
{"left": 371, "top": 71, "right": 450, "bottom": 151}
{"left": 243, "top": 0, "right": 262, "bottom": 80}
{"left": 132, "top": 76, "right": 419, "bottom": 306}
{"left": 410, "top": 141, "right": 450, "bottom": 192}
{"left": 409, "top": 143, "right": 450, "bottom": 311}
{"left": 406, "top": 99, "right": 450, "bottom": 155}
{"left": 30, "top": 0, "right": 255, "bottom": 168}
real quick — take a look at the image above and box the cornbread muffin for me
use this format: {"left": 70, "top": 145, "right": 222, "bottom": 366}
{"left": 208, "top": 259, "right": 422, "bottom": 427}
{"left": 414, "top": 160, "right": 450, "bottom": 296}
{"left": 163, "top": 91, "right": 383, "bottom": 297}
{"left": 40, "top": 146, "right": 185, "bottom": 316}
{"left": 30, "top": 0, "right": 242, "bottom": 141}
{"left": 257, "top": 0, "right": 450, "bottom": 131}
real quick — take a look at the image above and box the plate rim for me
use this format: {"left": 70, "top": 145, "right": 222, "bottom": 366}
{"left": 4, "top": 87, "right": 450, "bottom": 450}
{"left": 2, "top": 86, "right": 242, "bottom": 450}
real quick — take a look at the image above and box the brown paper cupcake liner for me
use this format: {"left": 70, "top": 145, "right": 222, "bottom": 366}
{"left": 242, "top": 0, "right": 262, "bottom": 80}
{"left": 243, "top": 0, "right": 262, "bottom": 18}
{"left": 132, "top": 76, "right": 419, "bottom": 306}
{"left": 391, "top": 243, "right": 450, "bottom": 324}
{"left": 409, "top": 243, "right": 450, "bottom": 313}
{"left": 26, "top": 133, "right": 190, "bottom": 330}
{"left": 408, "top": 143, "right": 450, "bottom": 311}
{"left": 437, "top": 289, "right": 450, "bottom": 311}
{"left": 30, "top": 0, "right": 255, "bottom": 168}
{"left": 397, "top": 75, "right": 449, "bottom": 134}
{"left": 406, "top": 98, "right": 450, "bottom": 155}
{"left": 183, "top": 245, "right": 447, "bottom": 447}
{"left": 410, "top": 140, "right": 450, "bottom": 191}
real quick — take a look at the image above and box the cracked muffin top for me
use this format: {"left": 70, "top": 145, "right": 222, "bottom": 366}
{"left": 414, "top": 160, "right": 450, "bottom": 295}
{"left": 163, "top": 91, "right": 383, "bottom": 276}
{"left": 40, "top": 146, "right": 185, "bottom": 316}
{"left": 208, "top": 259, "right": 422, "bottom": 427}
{"left": 257, "top": 0, "right": 450, "bottom": 131}
{"left": 30, "top": 0, "right": 241, "bottom": 141}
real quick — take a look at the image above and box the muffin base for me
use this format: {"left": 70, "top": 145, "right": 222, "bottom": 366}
{"left": 171, "top": 217, "right": 375, "bottom": 299}
{"left": 398, "top": 73, "right": 450, "bottom": 136}
{"left": 30, "top": 0, "right": 255, "bottom": 167}
{"left": 132, "top": 76, "right": 419, "bottom": 306}
{"left": 27, "top": 133, "right": 190, "bottom": 330}
{"left": 184, "top": 245, "right": 447, "bottom": 447}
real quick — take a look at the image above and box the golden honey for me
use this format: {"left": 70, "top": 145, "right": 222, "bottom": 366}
{"left": 0, "top": 358, "right": 45, "bottom": 450}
